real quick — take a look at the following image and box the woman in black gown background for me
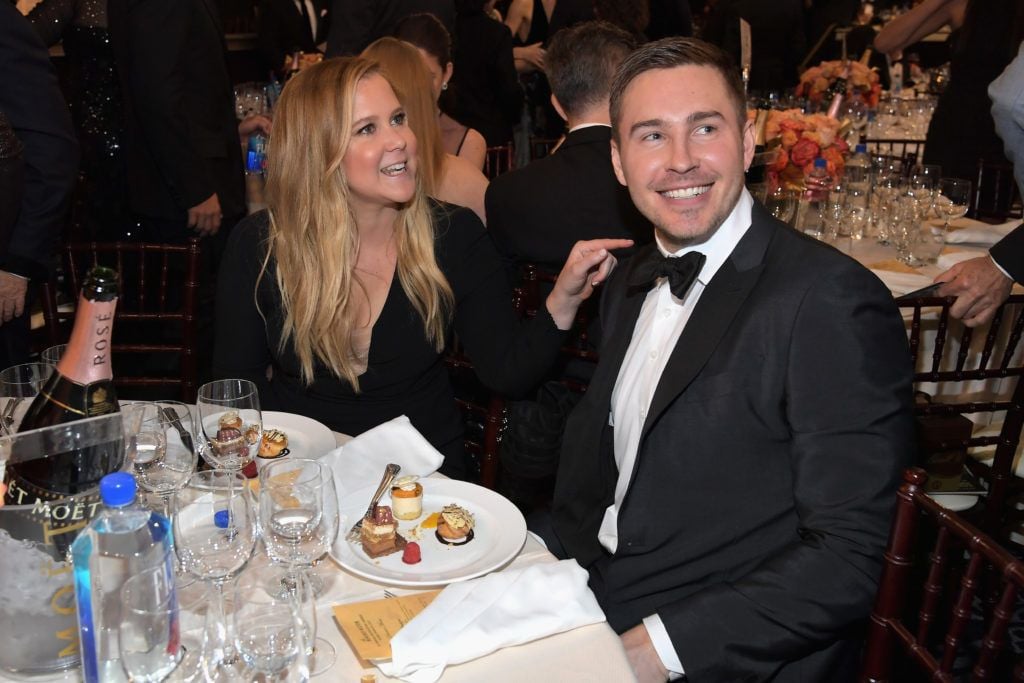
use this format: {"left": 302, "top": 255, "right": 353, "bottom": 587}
{"left": 24, "top": 0, "right": 131, "bottom": 241}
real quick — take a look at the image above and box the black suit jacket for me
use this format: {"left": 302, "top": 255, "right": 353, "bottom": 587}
{"left": 450, "top": 10, "right": 522, "bottom": 146}
{"left": 552, "top": 202, "right": 915, "bottom": 680}
{"left": 108, "top": 0, "right": 244, "bottom": 224}
{"left": 325, "top": 0, "right": 455, "bottom": 57}
{"left": 0, "top": 3, "right": 78, "bottom": 280}
{"left": 485, "top": 126, "right": 650, "bottom": 281}
{"left": 257, "top": 0, "right": 331, "bottom": 73}
{"left": 703, "top": 0, "right": 806, "bottom": 92}
{"left": 991, "top": 223, "right": 1024, "bottom": 283}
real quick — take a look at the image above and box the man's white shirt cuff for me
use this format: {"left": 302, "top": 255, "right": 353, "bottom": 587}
{"left": 642, "top": 614, "right": 685, "bottom": 679}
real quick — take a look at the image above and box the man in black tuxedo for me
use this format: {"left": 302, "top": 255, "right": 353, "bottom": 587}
{"left": 547, "top": 38, "right": 914, "bottom": 681}
{"left": 0, "top": 3, "right": 78, "bottom": 367}
{"left": 486, "top": 21, "right": 650, "bottom": 284}
{"left": 325, "top": 0, "right": 455, "bottom": 57}
{"left": 257, "top": 0, "right": 331, "bottom": 74}
{"left": 107, "top": 0, "right": 245, "bottom": 243}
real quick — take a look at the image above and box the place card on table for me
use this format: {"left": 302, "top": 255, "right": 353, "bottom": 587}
{"left": 333, "top": 591, "right": 441, "bottom": 666}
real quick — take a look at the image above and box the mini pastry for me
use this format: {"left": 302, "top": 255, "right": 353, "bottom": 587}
{"left": 435, "top": 504, "right": 474, "bottom": 546}
{"left": 360, "top": 505, "right": 407, "bottom": 558}
{"left": 390, "top": 476, "right": 423, "bottom": 520}
{"left": 259, "top": 429, "right": 289, "bottom": 458}
{"left": 218, "top": 410, "right": 243, "bottom": 431}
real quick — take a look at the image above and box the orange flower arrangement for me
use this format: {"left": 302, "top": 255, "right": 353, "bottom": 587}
{"left": 759, "top": 109, "right": 850, "bottom": 191}
{"left": 795, "top": 60, "right": 882, "bottom": 109}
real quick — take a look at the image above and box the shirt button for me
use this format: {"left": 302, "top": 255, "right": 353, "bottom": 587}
{"left": 649, "top": 350, "right": 658, "bottom": 360}
{"left": 662, "top": 309, "right": 671, "bottom": 319}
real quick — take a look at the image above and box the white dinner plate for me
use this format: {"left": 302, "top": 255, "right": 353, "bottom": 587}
{"left": 329, "top": 479, "right": 526, "bottom": 587}
{"left": 260, "top": 411, "right": 336, "bottom": 460}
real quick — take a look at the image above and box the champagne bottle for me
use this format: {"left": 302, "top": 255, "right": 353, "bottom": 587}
{"left": 3, "top": 266, "right": 122, "bottom": 546}
{"left": 826, "top": 64, "right": 850, "bottom": 119}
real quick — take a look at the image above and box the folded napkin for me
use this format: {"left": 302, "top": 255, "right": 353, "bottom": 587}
{"left": 377, "top": 560, "right": 606, "bottom": 683}
{"left": 320, "top": 415, "right": 443, "bottom": 500}
{"left": 944, "top": 219, "right": 1021, "bottom": 246}
{"left": 871, "top": 269, "right": 933, "bottom": 296}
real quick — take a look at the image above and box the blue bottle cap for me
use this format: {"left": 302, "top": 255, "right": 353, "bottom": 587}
{"left": 99, "top": 472, "right": 136, "bottom": 507}
{"left": 814, "top": 157, "right": 827, "bottom": 168}
{"left": 214, "top": 509, "right": 231, "bottom": 529}
{"left": 855, "top": 144, "right": 867, "bottom": 154}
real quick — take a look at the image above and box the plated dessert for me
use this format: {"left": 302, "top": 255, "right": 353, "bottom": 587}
{"left": 390, "top": 475, "right": 423, "bottom": 520}
{"left": 259, "top": 429, "right": 289, "bottom": 458}
{"left": 360, "top": 504, "right": 408, "bottom": 558}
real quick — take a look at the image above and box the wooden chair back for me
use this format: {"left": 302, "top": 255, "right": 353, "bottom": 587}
{"left": 443, "top": 348, "right": 505, "bottom": 489}
{"left": 865, "top": 139, "right": 922, "bottom": 168}
{"left": 972, "top": 160, "right": 1023, "bottom": 223}
{"left": 45, "top": 239, "right": 202, "bottom": 402}
{"left": 860, "top": 467, "right": 1024, "bottom": 682}
{"left": 483, "top": 144, "right": 514, "bottom": 180}
{"left": 898, "top": 294, "right": 1024, "bottom": 535}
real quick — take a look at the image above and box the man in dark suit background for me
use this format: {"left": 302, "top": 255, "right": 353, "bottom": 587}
{"left": 107, "top": 0, "right": 244, "bottom": 244}
{"left": 486, "top": 21, "right": 650, "bottom": 284}
{"left": 545, "top": 38, "right": 914, "bottom": 680}
{"left": 257, "top": 0, "right": 331, "bottom": 74}
{"left": 326, "top": 0, "right": 454, "bottom": 57}
{"left": 0, "top": 3, "right": 78, "bottom": 368}
{"left": 702, "top": 0, "right": 806, "bottom": 92}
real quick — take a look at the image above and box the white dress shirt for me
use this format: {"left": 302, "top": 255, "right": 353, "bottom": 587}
{"left": 600, "top": 189, "right": 754, "bottom": 677}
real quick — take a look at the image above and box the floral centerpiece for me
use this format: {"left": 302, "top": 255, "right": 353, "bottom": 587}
{"left": 795, "top": 60, "right": 882, "bottom": 109}
{"left": 760, "top": 109, "right": 850, "bottom": 191}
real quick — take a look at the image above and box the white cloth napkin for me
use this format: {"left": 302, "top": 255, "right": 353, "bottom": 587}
{"left": 319, "top": 415, "right": 444, "bottom": 500}
{"left": 377, "top": 560, "right": 606, "bottom": 683}
{"left": 944, "top": 219, "right": 1020, "bottom": 246}
{"left": 871, "top": 269, "right": 933, "bottom": 296}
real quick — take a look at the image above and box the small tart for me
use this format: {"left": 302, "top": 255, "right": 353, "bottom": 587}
{"left": 259, "top": 429, "right": 289, "bottom": 458}
{"left": 436, "top": 503, "right": 474, "bottom": 541}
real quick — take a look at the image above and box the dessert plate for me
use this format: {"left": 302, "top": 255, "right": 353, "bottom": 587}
{"left": 260, "top": 411, "right": 336, "bottom": 460}
{"left": 329, "top": 479, "right": 526, "bottom": 587}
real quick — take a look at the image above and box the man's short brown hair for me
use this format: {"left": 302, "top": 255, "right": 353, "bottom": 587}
{"left": 609, "top": 37, "right": 746, "bottom": 141}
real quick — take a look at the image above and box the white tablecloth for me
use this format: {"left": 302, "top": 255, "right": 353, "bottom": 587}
{"left": 0, "top": 432, "right": 635, "bottom": 683}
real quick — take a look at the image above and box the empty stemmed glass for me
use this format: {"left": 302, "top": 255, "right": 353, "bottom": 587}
{"left": 126, "top": 401, "right": 199, "bottom": 520}
{"left": 0, "top": 362, "right": 52, "bottom": 435}
{"left": 259, "top": 459, "right": 339, "bottom": 675}
{"left": 233, "top": 563, "right": 311, "bottom": 682}
{"left": 936, "top": 177, "right": 972, "bottom": 233}
{"left": 909, "top": 164, "right": 941, "bottom": 218}
{"left": 174, "top": 470, "right": 256, "bottom": 679}
{"left": 197, "top": 379, "right": 262, "bottom": 472}
{"left": 119, "top": 564, "right": 182, "bottom": 683}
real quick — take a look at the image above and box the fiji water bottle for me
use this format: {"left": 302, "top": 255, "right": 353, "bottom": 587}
{"left": 245, "top": 133, "right": 267, "bottom": 176}
{"left": 71, "top": 473, "right": 175, "bottom": 683}
{"left": 845, "top": 144, "right": 871, "bottom": 192}
{"left": 796, "top": 158, "right": 832, "bottom": 239}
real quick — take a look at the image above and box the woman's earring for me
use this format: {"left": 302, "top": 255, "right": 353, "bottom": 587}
{"left": 441, "top": 81, "right": 448, "bottom": 91}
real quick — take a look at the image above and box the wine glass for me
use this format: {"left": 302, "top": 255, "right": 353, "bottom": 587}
{"left": 40, "top": 344, "right": 67, "bottom": 365}
{"left": 259, "top": 459, "right": 339, "bottom": 598}
{"left": 197, "top": 379, "right": 262, "bottom": 471}
{"left": 0, "top": 362, "right": 52, "bottom": 434}
{"left": 119, "top": 564, "right": 182, "bottom": 683}
{"left": 174, "top": 470, "right": 256, "bottom": 678}
{"left": 764, "top": 186, "right": 798, "bottom": 226}
{"left": 910, "top": 164, "right": 942, "bottom": 217}
{"left": 128, "top": 401, "right": 199, "bottom": 520}
{"left": 936, "top": 177, "right": 972, "bottom": 233}
{"left": 233, "top": 564, "right": 310, "bottom": 682}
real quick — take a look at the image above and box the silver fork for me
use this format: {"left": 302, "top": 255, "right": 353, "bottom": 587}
{"left": 346, "top": 463, "right": 401, "bottom": 542}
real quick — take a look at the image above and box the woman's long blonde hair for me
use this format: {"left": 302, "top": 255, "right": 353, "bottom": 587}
{"left": 262, "top": 57, "right": 453, "bottom": 391}
{"left": 361, "top": 38, "right": 446, "bottom": 195}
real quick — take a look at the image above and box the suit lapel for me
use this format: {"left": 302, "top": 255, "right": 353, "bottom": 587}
{"left": 639, "top": 206, "right": 777, "bottom": 440}
{"left": 197, "top": 0, "right": 224, "bottom": 37}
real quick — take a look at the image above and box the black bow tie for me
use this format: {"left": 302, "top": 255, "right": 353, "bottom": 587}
{"left": 627, "top": 250, "right": 706, "bottom": 299}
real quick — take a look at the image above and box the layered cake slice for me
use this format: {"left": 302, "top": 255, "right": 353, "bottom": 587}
{"left": 360, "top": 504, "right": 407, "bottom": 558}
